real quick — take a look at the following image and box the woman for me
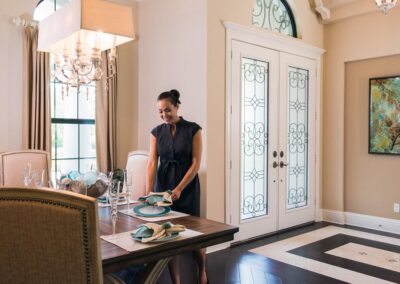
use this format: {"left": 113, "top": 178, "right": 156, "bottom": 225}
{"left": 146, "top": 89, "right": 207, "bottom": 284}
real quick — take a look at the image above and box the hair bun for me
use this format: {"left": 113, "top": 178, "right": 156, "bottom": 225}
{"left": 170, "top": 89, "right": 181, "bottom": 104}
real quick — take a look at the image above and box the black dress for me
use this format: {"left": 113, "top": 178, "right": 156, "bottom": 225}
{"left": 151, "top": 117, "right": 201, "bottom": 216}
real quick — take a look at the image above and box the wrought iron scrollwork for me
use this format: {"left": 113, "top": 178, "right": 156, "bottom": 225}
{"left": 241, "top": 194, "right": 267, "bottom": 216}
{"left": 241, "top": 57, "right": 269, "bottom": 220}
{"left": 287, "top": 67, "right": 309, "bottom": 209}
{"left": 252, "top": 0, "right": 297, "bottom": 37}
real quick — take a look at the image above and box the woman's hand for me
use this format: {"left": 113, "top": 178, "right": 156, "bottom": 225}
{"left": 170, "top": 188, "right": 182, "bottom": 201}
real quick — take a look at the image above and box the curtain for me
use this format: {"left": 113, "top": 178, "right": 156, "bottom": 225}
{"left": 96, "top": 50, "right": 118, "bottom": 172}
{"left": 22, "top": 27, "right": 51, "bottom": 152}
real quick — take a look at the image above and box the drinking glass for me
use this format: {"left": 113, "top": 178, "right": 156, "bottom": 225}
{"left": 108, "top": 180, "right": 120, "bottom": 235}
{"left": 123, "top": 170, "right": 133, "bottom": 210}
{"left": 22, "top": 163, "right": 32, "bottom": 187}
{"left": 32, "top": 169, "right": 45, "bottom": 188}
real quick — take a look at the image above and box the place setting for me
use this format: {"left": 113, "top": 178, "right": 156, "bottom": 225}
{"left": 118, "top": 190, "right": 189, "bottom": 222}
{"left": 101, "top": 219, "right": 203, "bottom": 252}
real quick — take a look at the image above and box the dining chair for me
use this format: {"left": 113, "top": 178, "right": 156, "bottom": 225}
{"left": 0, "top": 150, "right": 51, "bottom": 187}
{"left": 0, "top": 186, "right": 103, "bottom": 284}
{"left": 126, "top": 150, "right": 149, "bottom": 200}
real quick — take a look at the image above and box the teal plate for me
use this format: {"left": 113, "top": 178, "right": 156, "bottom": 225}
{"left": 131, "top": 232, "right": 180, "bottom": 243}
{"left": 133, "top": 204, "right": 171, "bottom": 217}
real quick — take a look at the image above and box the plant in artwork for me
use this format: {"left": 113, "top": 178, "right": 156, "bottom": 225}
{"left": 369, "top": 76, "right": 400, "bottom": 154}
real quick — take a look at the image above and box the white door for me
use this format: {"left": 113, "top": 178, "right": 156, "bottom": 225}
{"left": 278, "top": 53, "right": 316, "bottom": 230}
{"left": 229, "top": 40, "right": 316, "bottom": 242}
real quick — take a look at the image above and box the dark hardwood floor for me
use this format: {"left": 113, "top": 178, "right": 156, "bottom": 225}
{"left": 205, "top": 222, "right": 400, "bottom": 284}
{"left": 157, "top": 222, "right": 400, "bottom": 284}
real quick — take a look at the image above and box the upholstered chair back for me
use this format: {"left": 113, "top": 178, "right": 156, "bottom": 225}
{"left": 0, "top": 150, "right": 51, "bottom": 187}
{"left": 126, "top": 150, "right": 149, "bottom": 200}
{"left": 0, "top": 187, "right": 102, "bottom": 284}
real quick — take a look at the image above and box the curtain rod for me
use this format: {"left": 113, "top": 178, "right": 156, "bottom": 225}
{"left": 12, "top": 16, "right": 38, "bottom": 28}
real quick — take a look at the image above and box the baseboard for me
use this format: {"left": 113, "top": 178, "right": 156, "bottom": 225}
{"left": 322, "top": 209, "right": 345, "bottom": 224}
{"left": 322, "top": 209, "right": 400, "bottom": 235}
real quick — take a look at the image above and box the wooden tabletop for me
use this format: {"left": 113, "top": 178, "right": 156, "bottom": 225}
{"left": 99, "top": 205, "right": 238, "bottom": 274}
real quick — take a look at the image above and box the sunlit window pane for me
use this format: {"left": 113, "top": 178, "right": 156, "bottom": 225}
{"left": 50, "top": 51, "right": 97, "bottom": 181}
{"left": 78, "top": 86, "right": 96, "bottom": 119}
{"left": 80, "top": 124, "right": 96, "bottom": 158}
{"left": 52, "top": 83, "right": 78, "bottom": 119}
{"left": 54, "top": 123, "right": 79, "bottom": 159}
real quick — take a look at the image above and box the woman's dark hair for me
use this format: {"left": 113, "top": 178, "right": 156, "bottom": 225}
{"left": 157, "top": 89, "right": 181, "bottom": 106}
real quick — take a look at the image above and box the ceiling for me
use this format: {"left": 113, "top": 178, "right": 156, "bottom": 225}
{"left": 314, "top": 0, "right": 398, "bottom": 24}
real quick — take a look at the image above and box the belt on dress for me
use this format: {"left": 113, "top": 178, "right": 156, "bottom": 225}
{"left": 159, "top": 158, "right": 191, "bottom": 189}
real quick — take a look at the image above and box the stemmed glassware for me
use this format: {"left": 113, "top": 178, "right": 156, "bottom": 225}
{"left": 108, "top": 179, "right": 120, "bottom": 235}
{"left": 123, "top": 170, "right": 133, "bottom": 210}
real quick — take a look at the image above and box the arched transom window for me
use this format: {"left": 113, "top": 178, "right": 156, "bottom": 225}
{"left": 252, "top": 0, "right": 297, "bottom": 38}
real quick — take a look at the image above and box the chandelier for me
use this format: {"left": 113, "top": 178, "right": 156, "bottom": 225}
{"left": 375, "top": 0, "right": 397, "bottom": 15}
{"left": 37, "top": 0, "right": 135, "bottom": 92}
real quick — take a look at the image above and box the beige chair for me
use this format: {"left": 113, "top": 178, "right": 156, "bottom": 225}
{"left": 126, "top": 150, "right": 149, "bottom": 200}
{"left": 0, "top": 150, "right": 51, "bottom": 187}
{"left": 0, "top": 187, "right": 102, "bottom": 284}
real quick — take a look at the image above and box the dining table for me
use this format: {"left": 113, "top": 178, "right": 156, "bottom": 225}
{"left": 99, "top": 203, "right": 238, "bottom": 283}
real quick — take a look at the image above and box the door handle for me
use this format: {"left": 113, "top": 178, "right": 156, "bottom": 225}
{"left": 279, "top": 161, "right": 288, "bottom": 168}
{"left": 272, "top": 161, "right": 278, "bottom": 168}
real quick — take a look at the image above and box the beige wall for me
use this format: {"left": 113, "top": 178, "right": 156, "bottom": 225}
{"left": 115, "top": 2, "right": 139, "bottom": 169}
{"left": 323, "top": 8, "right": 400, "bottom": 212}
{"left": 137, "top": 0, "right": 207, "bottom": 215}
{"left": 0, "top": 0, "right": 37, "bottom": 152}
{"left": 206, "top": 0, "right": 324, "bottom": 222}
{"left": 345, "top": 55, "right": 400, "bottom": 220}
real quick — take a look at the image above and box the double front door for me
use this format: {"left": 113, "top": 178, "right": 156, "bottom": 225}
{"left": 229, "top": 40, "right": 316, "bottom": 242}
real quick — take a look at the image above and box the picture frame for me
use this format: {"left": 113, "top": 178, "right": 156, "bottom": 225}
{"left": 369, "top": 75, "right": 400, "bottom": 155}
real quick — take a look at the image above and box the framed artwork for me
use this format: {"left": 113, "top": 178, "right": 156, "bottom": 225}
{"left": 369, "top": 75, "right": 400, "bottom": 155}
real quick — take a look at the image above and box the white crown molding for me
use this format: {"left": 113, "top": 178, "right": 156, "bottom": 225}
{"left": 223, "top": 21, "right": 325, "bottom": 58}
{"left": 314, "top": 0, "right": 331, "bottom": 20}
{"left": 320, "top": 0, "right": 400, "bottom": 24}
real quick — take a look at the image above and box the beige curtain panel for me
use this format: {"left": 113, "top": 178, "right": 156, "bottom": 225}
{"left": 22, "top": 26, "right": 51, "bottom": 152}
{"left": 96, "top": 50, "right": 118, "bottom": 173}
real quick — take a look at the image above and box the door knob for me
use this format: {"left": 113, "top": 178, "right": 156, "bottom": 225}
{"left": 279, "top": 161, "right": 288, "bottom": 168}
{"left": 272, "top": 161, "right": 278, "bottom": 168}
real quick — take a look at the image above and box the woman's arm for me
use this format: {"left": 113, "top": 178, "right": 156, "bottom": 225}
{"left": 146, "top": 134, "right": 158, "bottom": 195}
{"left": 171, "top": 130, "right": 202, "bottom": 201}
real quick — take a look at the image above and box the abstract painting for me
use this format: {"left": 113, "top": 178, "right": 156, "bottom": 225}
{"left": 369, "top": 75, "right": 400, "bottom": 155}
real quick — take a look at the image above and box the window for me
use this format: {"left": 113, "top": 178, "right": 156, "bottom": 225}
{"left": 50, "top": 56, "right": 97, "bottom": 180}
{"left": 252, "top": 0, "right": 297, "bottom": 37}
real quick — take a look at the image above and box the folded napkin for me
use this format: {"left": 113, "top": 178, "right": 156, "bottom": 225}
{"left": 131, "top": 221, "right": 186, "bottom": 243}
{"left": 97, "top": 196, "right": 108, "bottom": 203}
{"left": 138, "top": 191, "right": 173, "bottom": 207}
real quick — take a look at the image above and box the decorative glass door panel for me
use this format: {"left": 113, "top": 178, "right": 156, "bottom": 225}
{"left": 230, "top": 40, "right": 279, "bottom": 241}
{"left": 287, "top": 67, "right": 309, "bottom": 210}
{"left": 241, "top": 57, "right": 269, "bottom": 220}
{"left": 278, "top": 53, "right": 316, "bottom": 230}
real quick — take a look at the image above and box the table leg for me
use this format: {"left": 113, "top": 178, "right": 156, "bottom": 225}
{"left": 137, "top": 257, "right": 173, "bottom": 284}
